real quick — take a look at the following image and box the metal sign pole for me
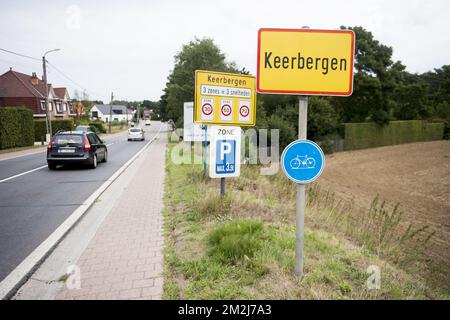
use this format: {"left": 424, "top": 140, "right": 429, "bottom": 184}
{"left": 295, "top": 95, "right": 308, "bottom": 276}
{"left": 220, "top": 177, "right": 225, "bottom": 196}
{"left": 203, "top": 125, "right": 208, "bottom": 177}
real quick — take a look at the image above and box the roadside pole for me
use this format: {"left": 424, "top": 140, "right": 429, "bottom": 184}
{"left": 220, "top": 177, "right": 225, "bottom": 196}
{"left": 42, "top": 57, "right": 51, "bottom": 141}
{"left": 203, "top": 125, "right": 207, "bottom": 177}
{"left": 295, "top": 96, "right": 308, "bottom": 276}
{"left": 109, "top": 92, "right": 113, "bottom": 134}
{"left": 42, "top": 49, "right": 61, "bottom": 141}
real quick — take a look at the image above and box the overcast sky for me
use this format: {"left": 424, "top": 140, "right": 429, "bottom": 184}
{"left": 1, "top": 0, "right": 449, "bottom": 102}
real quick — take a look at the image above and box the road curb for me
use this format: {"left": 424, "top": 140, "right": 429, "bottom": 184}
{"left": 0, "top": 123, "right": 164, "bottom": 300}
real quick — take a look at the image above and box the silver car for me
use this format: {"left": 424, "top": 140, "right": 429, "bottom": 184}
{"left": 127, "top": 127, "right": 145, "bottom": 141}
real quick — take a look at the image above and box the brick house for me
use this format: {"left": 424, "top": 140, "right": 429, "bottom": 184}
{"left": 0, "top": 68, "right": 74, "bottom": 119}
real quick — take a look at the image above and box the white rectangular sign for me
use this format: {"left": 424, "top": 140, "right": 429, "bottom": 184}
{"left": 183, "top": 102, "right": 210, "bottom": 142}
{"left": 200, "top": 85, "right": 252, "bottom": 98}
{"left": 209, "top": 126, "right": 241, "bottom": 178}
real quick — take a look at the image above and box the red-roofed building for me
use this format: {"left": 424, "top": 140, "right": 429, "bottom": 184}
{"left": 0, "top": 68, "right": 74, "bottom": 119}
{"left": 54, "top": 87, "right": 76, "bottom": 117}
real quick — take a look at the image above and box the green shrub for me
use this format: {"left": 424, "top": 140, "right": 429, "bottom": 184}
{"left": 88, "top": 121, "right": 106, "bottom": 134}
{"left": 318, "top": 140, "right": 334, "bottom": 154}
{"left": 17, "top": 109, "right": 35, "bottom": 147}
{"left": 344, "top": 120, "right": 444, "bottom": 150}
{"left": 208, "top": 220, "right": 265, "bottom": 264}
{"left": 444, "top": 122, "right": 450, "bottom": 140}
{"left": 0, "top": 108, "right": 34, "bottom": 149}
{"left": 34, "top": 119, "right": 74, "bottom": 142}
{"left": 431, "top": 120, "right": 450, "bottom": 140}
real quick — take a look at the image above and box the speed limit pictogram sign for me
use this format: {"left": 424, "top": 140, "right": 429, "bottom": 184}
{"left": 221, "top": 104, "right": 232, "bottom": 116}
{"left": 220, "top": 100, "right": 233, "bottom": 121}
{"left": 238, "top": 100, "right": 251, "bottom": 122}
{"left": 200, "top": 98, "right": 214, "bottom": 121}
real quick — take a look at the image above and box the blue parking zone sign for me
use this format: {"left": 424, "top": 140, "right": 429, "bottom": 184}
{"left": 209, "top": 126, "right": 241, "bottom": 178}
{"left": 281, "top": 140, "right": 325, "bottom": 184}
{"left": 215, "top": 140, "right": 236, "bottom": 174}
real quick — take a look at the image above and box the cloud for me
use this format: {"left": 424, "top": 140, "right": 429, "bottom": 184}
{"left": 1, "top": 0, "right": 449, "bottom": 101}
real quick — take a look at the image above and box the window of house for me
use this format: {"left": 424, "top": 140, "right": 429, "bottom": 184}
{"left": 40, "top": 100, "right": 46, "bottom": 111}
{"left": 56, "top": 101, "right": 62, "bottom": 113}
{"left": 62, "top": 103, "right": 67, "bottom": 111}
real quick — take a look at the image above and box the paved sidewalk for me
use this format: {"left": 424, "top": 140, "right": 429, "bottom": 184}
{"left": 56, "top": 127, "right": 167, "bottom": 300}
{"left": 0, "top": 146, "right": 46, "bottom": 161}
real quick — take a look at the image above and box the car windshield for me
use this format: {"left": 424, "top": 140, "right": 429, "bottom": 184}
{"left": 54, "top": 134, "right": 83, "bottom": 145}
{"left": 130, "top": 128, "right": 142, "bottom": 132}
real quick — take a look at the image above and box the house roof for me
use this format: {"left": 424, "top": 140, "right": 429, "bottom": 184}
{"left": 54, "top": 87, "right": 70, "bottom": 100}
{"left": 0, "top": 69, "right": 69, "bottom": 101}
{"left": 94, "top": 104, "right": 132, "bottom": 115}
{"left": 0, "top": 69, "right": 45, "bottom": 98}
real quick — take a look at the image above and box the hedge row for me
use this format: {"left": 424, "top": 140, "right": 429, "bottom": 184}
{"left": 34, "top": 119, "right": 74, "bottom": 142}
{"left": 0, "top": 108, "right": 35, "bottom": 149}
{"left": 89, "top": 121, "right": 106, "bottom": 134}
{"left": 343, "top": 120, "right": 444, "bottom": 150}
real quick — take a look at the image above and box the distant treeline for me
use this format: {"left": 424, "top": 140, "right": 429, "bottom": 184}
{"left": 75, "top": 27, "right": 448, "bottom": 150}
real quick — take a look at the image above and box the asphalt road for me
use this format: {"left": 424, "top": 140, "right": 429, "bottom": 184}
{"left": 0, "top": 121, "right": 162, "bottom": 282}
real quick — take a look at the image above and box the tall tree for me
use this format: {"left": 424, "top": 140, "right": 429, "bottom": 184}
{"left": 161, "top": 38, "right": 238, "bottom": 126}
{"left": 333, "top": 26, "right": 406, "bottom": 124}
{"left": 393, "top": 83, "right": 429, "bottom": 120}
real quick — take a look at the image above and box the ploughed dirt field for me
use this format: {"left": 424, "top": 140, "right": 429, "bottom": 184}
{"left": 318, "top": 140, "right": 450, "bottom": 280}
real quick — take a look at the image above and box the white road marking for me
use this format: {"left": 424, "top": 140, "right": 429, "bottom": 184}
{"left": 0, "top": 165, "right": 48, "bottom": 184}
{"left": 106, "top": 143, "right": 114, "bottom": 147}
{"left": 0, "top": 122, "right": 164, "bottom": 299}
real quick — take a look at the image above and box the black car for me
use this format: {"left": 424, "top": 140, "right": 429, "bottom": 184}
{"left": 47, "top": 131, "right": 108, "bottom": 170}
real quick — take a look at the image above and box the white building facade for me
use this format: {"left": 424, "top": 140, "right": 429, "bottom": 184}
{"left": 90, "top": 104, "right": 134, "bottom": 123}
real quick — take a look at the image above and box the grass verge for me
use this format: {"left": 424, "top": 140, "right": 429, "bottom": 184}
{"left": 162, "top": 140, "right": 448, "bottom": 299}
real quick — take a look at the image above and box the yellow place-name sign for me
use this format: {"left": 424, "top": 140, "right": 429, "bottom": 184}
{"left": 257, "top": 28, "right": 355, "bottom": 96}
{"left": 194, "top": 70, "right": 256, "bottom": 126}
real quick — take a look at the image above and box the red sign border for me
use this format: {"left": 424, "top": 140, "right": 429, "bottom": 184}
{"left": 221, "top": 104, "right": 232, "bottom": 117}
{"left": 239, "top": 105, "right": 250, "bottom": 118}
{"left": 256, "top": 28, "right": 355, "bottom": 96}
{"left": 201, "top": 102, "right": 214, "bottom": 116}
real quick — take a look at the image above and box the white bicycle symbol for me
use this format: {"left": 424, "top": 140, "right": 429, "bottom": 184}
{"left": 290, "top": 155, "right": 316, "bottom": 170}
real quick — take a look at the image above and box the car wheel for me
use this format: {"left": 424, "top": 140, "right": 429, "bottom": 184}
{"left": 48, "top": 163, "right": 57, "bottom": 170}
{"left": 103, "top": 151, "right": 108, "bottom": 163}
{"left": 90, "top": 155, "right": 97, "bottom": 169}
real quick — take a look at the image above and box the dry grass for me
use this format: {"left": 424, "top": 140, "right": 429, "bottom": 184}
{"left": 162, "top": 140, "right": 447, "bottom": 300}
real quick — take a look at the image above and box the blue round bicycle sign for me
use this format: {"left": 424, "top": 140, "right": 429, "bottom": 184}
{"left": 281, "top": 139, "right": 325, "bottom": 184}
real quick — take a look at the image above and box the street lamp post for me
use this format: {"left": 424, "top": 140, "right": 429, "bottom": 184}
{"left": 42, "top": 49, "right": 60, "bottom": 142}
{"left": 109, "top": 91, "right": 114, "bottom": 134}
